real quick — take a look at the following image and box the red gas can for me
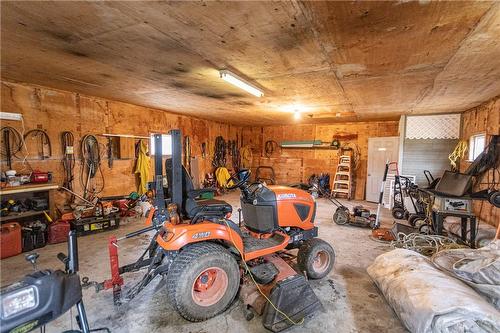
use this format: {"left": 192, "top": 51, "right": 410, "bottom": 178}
{"left": 48, "top": 220, "right": 71, "bottom": 244}
{"left": 1, "top": 222, "right": 22, "bottom": 259}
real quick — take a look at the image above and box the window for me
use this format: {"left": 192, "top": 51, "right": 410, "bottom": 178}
{"left": 149, "top": 134, "right": 172, "bottom": 155}
{"left": 468, "top": 133, "right": 486, "bottom": 161}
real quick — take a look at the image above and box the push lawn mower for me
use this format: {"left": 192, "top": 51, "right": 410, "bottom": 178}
{"left": 92, "top": 130, "right": 335, "bottom": 332}
{"left": 312, "top": 183, "right": 377, "bottom": 228}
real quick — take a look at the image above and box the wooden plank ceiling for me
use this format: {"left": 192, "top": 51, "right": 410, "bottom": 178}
{"left": 1, "top": 1, "right": 499, "bottom": 125}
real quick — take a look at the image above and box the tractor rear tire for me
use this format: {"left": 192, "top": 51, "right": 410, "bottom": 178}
{"left": 166, "top": 242, "right": 240, "bottom": 322}
{"left": 297, "top": 238, "right": 335, "bottom": 279}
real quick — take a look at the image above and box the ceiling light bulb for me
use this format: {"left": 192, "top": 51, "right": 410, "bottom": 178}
{"left": 294, "top": 110, "right": 301, "bottom": 120}
{"left": 219, "top": 70, "right": 263, "bottom": 97}
{"left": 336, "top": 112, "right": 341, "bottom": 117}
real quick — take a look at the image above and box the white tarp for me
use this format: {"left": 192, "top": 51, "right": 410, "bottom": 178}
{"left": 432, "top": 241, "right": 500, "bottom": 309}
{"left": 367, "top": 249, "right": 500, "bottom": 333}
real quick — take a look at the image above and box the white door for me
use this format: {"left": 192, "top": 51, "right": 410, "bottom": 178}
{"left": 366, "top": 137, "right": 399, "bottom": 202}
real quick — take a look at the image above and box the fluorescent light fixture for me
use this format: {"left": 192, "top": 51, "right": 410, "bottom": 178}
{"left": 0, "top": 112, "right": 23, "bottom": 121}
{"left": 219, "top": 70, "right": 263, "bottom": 97}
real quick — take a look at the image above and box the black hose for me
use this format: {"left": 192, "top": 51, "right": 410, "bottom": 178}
{"left": 1, "top": 127, "right": 24, "bottom": 167}
{"left": 212, "top": 136, "right": 226, "bottom": 168}
{"left": 80, "top": 134, "right": 104, "bottom": 198}
{"left": 264, "top": 140, "right": 279, "bottom": 158}
{"left": 24, "top": 129, "right": 52, "bottom": 159}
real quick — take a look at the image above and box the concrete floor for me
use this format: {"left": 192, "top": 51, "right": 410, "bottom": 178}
{"left": 1, "top": 192, "right": 407, "bottom": 333}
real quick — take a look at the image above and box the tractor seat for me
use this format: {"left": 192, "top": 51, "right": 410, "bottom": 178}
{"left": 186, "top": 198, "right": 232, "bottom": 219}
{"left": 166, "top": 158, "right": 233, "bottom": 219}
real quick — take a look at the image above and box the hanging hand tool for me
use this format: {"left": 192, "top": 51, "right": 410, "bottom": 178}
{"left": 61, "top": 131, "right": 75, "bottom": 203}
{"left": 107, "top": 137, "right": 113, "bottom": 168}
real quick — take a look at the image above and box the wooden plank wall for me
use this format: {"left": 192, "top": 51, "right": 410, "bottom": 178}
{"left": 1, "top": 81, "right": 242, "bottom": 209}
{"left": 460, "top": 96, "right": 500, "bottom": 227}
{"left": 241, "top": 122, "right": 399, "bottom": 200}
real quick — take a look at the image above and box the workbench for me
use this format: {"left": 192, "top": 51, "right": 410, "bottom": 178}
{"left": 432, "top": 210, "right": 477, "bottom": 249}
{"left": 0, "top": 183, "right": 58, "bottom": 223}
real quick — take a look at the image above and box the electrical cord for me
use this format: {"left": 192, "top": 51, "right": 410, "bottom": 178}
{"left": 0, "top": 126, "right": 23, "bottom": 169}
{"left": 80, "top": 134, "right": 104, "bottom": 199}
{"left": 212, "top": 136, "right": 227, "bottom": 168}
{"left": 391, "top": 233, "right": 466, "bottom": 257}
{"left": 24, "top": 129, "right": 52, "bottom": 159}
{"left": 264, "top": 140, "right": 279, "bottom": 158}
{"left": 230, "top": 140, "right": 240, "bottom": 170}
{"left": 222, "top": 219, "right": 304, "bottom": 326}
{"left": 62, "top": 131, "right": 75, "bottom": 203}
{"left": 448, "top": 140, "right": 468, "bottom": 171}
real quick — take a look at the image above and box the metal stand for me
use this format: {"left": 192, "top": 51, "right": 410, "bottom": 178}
{"left": 433, "top": 211, "right": 477, "bottom": 248}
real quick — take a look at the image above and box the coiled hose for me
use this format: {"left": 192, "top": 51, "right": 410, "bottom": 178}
{"left": 212, "top": 136, "right": 227, "bottom": 168}
{"left": 80, "top": 134, "right": 104, "bottom": 199}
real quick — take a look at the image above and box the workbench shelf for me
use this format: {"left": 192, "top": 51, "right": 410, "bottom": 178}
{"left": 0, "top": 183, "right": 58, "bottom": 223}
{"left": 0, "top": 210, "right": 47, "bottom": 223}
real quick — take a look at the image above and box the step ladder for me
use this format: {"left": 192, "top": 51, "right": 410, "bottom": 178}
{"left": 332, "top": 155, "right": 352, "bottom": 199}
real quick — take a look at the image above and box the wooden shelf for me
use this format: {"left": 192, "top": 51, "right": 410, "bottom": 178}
{"left": 281, "top": 145, "right": 339, "bottom": 150}
{"left": 0, "top": 210, "right": 46, "bottom": 223}
{"left": 0, "top": 183, "right": 58, "bottom": 223}
{"left": 0, "top": 183, "right": 59, "bottom": 195}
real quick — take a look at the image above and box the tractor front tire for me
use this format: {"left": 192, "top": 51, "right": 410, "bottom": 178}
{"left": 166, "top": 242, "right": 240, "bottom": 322}
{"left": 298, "top": 238, "right": 335, "bottom": 279}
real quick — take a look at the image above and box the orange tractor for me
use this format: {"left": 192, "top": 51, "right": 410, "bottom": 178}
{"left": 94, "top": 130, "right": 335, "bottom": 331}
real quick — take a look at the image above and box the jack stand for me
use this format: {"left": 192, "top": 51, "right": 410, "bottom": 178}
{"left": 100, "top": 236, "right": 124, "bottom": 305}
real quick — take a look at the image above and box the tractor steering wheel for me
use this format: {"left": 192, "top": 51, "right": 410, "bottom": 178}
{"left": 226, "top": 170, "right": 250, "bottom": 190}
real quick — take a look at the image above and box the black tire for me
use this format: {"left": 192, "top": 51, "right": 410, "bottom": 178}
{"left": 333, "top": 207, "right": 349, "bottom": 225}
{"left": 408, "top": 214, "right": 424, "bottom": 227}
{"left": 392, "top": 208, "right": 405, "bottom": 220}
{"left": 297, "top": 238, "right": 335, "bottom": 279}
{"left": 419, "top": 223, "right": 434, "bottom": 234}
{"left": 166, "top": 242, "right": 240, "bottom": 322}
{"left": 413, "top": 217, "right": 427, "bottom": 229}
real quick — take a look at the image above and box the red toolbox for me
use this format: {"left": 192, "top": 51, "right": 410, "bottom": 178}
{"left": 1, "top": 222, "right": 22, "bottom": 259}
{"left": 48, "top": 220, "right": 71, "bottom": 244}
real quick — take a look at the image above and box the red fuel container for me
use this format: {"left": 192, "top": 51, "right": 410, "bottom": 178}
{"left": 48, "top": 220, "right": 71, "bottom": 244}
{"left": 1, "top": 222, "right": 22, "bottom": 259}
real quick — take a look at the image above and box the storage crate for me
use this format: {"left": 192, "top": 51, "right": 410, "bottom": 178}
{"left": 71, "top": 213, "right": 120, "bottom": 236}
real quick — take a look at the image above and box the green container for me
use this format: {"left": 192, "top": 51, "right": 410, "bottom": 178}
{"left": 200, "top": 191, "right": 215, "bottom": 199}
